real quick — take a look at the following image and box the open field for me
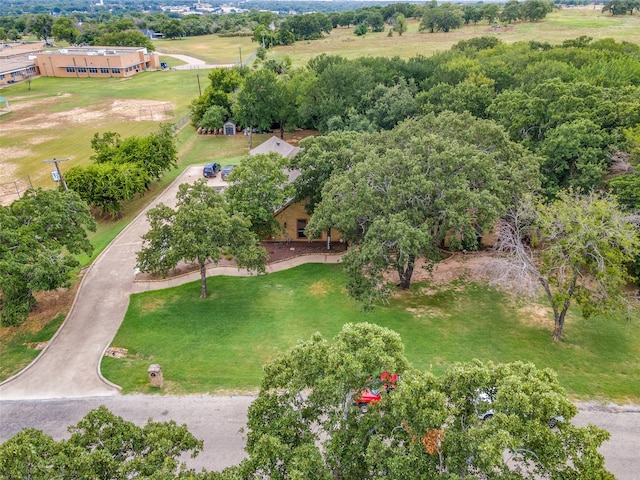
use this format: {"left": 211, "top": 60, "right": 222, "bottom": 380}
{"left": 101, "top": 262, "right": 640, "bottom": 403}
{"left": 271, "top": 8, "right": 640, "bottom": 66}
{"left": 0, "top": 71, "right": 202, "bottom": 192}
{"left": 154, "top": 35, "right": 256, "bottom": 65}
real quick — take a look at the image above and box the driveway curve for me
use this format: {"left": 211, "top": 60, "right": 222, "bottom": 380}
{"left": 0, "top": 166, "right": 341, "bottom": 400}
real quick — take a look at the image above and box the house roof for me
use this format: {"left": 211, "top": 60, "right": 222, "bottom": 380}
{"left": 249, "top": 136, "right": 301, "bottom": 159}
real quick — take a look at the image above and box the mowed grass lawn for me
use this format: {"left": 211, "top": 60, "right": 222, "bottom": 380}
{"left": 102, "top": 264, "right": 640, "bottom": 403}
{"left": 154, "top": 35, "right": 256, "bottom": 65}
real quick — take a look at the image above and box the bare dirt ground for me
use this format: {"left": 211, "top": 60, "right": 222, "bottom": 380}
{"left": 0, "top": 281, "right": 81, "bottom": 343}
{"left": 2, "top": 96, "right": 173, "bottom": 135}
{"left": 405, "top": 250, "right": 494, "bottom": 284}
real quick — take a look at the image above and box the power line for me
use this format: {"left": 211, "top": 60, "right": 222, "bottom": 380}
{"left": 42, "top": 157, "right": 70, "bottom": 191}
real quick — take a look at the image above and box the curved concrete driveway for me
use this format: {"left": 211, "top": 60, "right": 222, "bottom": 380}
{"left": 0, "top": 166, "right": 342, "bottom": 400}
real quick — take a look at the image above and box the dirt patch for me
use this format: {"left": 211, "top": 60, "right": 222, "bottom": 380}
{"left": 0, "top": 147, "right": 32, "bottom": 162}
{"left": 1, "top": 95, "right": 175, "bottom": 133}
{"left": 8, "top": 93, "right": 72, "bottom": 112}
{"left": 105, "top": 346, "right": 128, "bottom": 358}
{"left": 0, "top": 280, "right": 80, "bottom": 342}
{"left": 28, "top": 135, "right": 56, "bottom": 145}
{"left": 518, "top": 304, "right": 554, "bottom": 329}
{"left": 139, "top": 296, "right": 170, "bottom": 314}
{"left": 406, "top": 306, "right": 450, "bottom": 319}
{"left": 309, "top": 280, "right": 331, "bottom": 296}
{"left": 384, "top": 251, "right": 495, "bottom": 286}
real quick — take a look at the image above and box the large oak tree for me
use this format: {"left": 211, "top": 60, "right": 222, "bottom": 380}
{"left": 0, "top": 189, "right": 95, "bottom": 326}
{"left": 0, "top": 406, "right": 203, "bottom": 479}
{"left": 308, "top": 112, "right": 541, "bottom": 307}
{"left": 238, "top": 323, "right": 613, "bottom": 479}
{"left": 136, "top": 179, "right": 267, "bottom": 298}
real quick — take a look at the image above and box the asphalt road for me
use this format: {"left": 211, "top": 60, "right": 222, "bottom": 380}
{"left": 0, "top": 395, "right": 254, "bottom": 472}
{"left": 1, "top": 397, "right": 639, "bottom": 478}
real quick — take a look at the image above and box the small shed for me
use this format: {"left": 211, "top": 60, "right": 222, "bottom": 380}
{"left": 223, "top": 121, "right": 236, "bottom": 135}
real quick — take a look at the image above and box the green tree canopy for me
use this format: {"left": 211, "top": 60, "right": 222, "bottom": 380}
{"left": 492, "top": 191, "right": 640, "bottom": 340}
{"left": 51, "top": 16, "right": 78, "bottom": 43}
{"left": 96, "top": 30, "right": 154, "bottom": 49}
{"left": 162, "top": 18, "right": 185, "bottom": 39}
{"left": 28, "top": 13, "right": 53, "bottom": 40}
{"left": 91, "top": 124, "right": 178, "bottom": 184}
{"left": 0, "top": 189, "right": 95, "bottom": 326}
{"left": 66, "top": 162, "right": 148, "bottom": 218}
{"left": 224, "top": 152, "right": 291, "bottom": 238}
{"left": 137, "top": 179, "right": 267, "bottom": 298}
{"left": 233, "top": 68, "right": 285, "bottom": 146}
{"left": 308, "top": 112, "right": 541, "bottom": 306}
{"left": 0, "top": 406, "right": 204, "bottom": 479}
{"left": 420, "top": 4, "right": 464, "bottom": 33}
{"left": 239, "top": 323, "right": 613, "bottom": 479}
{"left": 289, "top": 131, "right": 365, "bottom": 215}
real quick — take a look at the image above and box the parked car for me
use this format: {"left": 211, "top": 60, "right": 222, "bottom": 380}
{"left": 474, "top": 387, "right": 564, "bottom": 428}
{"left": 353, "top": 371, "right": 398, "bottom": 410}
{"left": 203, "top": 163, "right": 220, "bottom": 178}
{"left": 220, "top": 164, "right": 235, "bottom": 181}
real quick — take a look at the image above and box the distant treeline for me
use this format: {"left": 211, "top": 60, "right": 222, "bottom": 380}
{"left": 2, "top": 1, "right": 631, "bottom": 43}
{"left": 0, "top": 0, "right": 613, "bottom": 17}
{"left": 2, "top": 1, "right": 560, "bottom": 45}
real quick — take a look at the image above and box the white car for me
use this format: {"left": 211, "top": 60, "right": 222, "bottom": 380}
{"left": 474, "top": 388, "right": 563, "bottom": 428}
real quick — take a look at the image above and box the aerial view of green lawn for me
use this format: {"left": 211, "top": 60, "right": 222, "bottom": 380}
{"left": 102, "top": 263, "right": 640, "bottom": 402}
{"left": 1, "top": 6, "right": 639, "bottom": 403}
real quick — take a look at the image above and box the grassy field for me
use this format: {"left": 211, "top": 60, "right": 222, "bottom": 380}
{"left": 269, "top": 8, "right": 640, "bottom": 66}
{"left": 154, "top": 35, "right": 256, "bottom": 65}
{"left": 101, "top": 264, "right": 640, "bottom": 402}
{"left": 0, "top": 70, "right": 203, "bottom": 190}
{"left": 0, "top": 314, "right": 65, "bottom": 382}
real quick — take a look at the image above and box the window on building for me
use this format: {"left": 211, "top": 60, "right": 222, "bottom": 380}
{"left": 77, "top": 67, "right": 86, "bottom": 73}
{"left": 66, "top": 67, "right": 75, "bottom": 73}
{"left": 111, "top": 68, "right": 120, "bottom": 74}
{"left": 89, "top": 67, "right": 98, "bottom": 73}
{"left": 100, "top": 68, "right": 109, "bottom": 74}
{"left": 297, "top": 219, "right": 307, "bottom": 239}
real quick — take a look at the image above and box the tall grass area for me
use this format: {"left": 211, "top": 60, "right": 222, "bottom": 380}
{"left": 102, "top": 264, "right": 640, "bottom": 403}
{"left": 269, "top": 8, "right": 640, "bottom": 67}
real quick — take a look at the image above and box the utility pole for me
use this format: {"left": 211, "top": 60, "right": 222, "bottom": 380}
{"left": 196, "top": 73, "right": 202, "bottom": 96}
{"left": 43, "top": 157, "right": 69, "bottom": 191}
